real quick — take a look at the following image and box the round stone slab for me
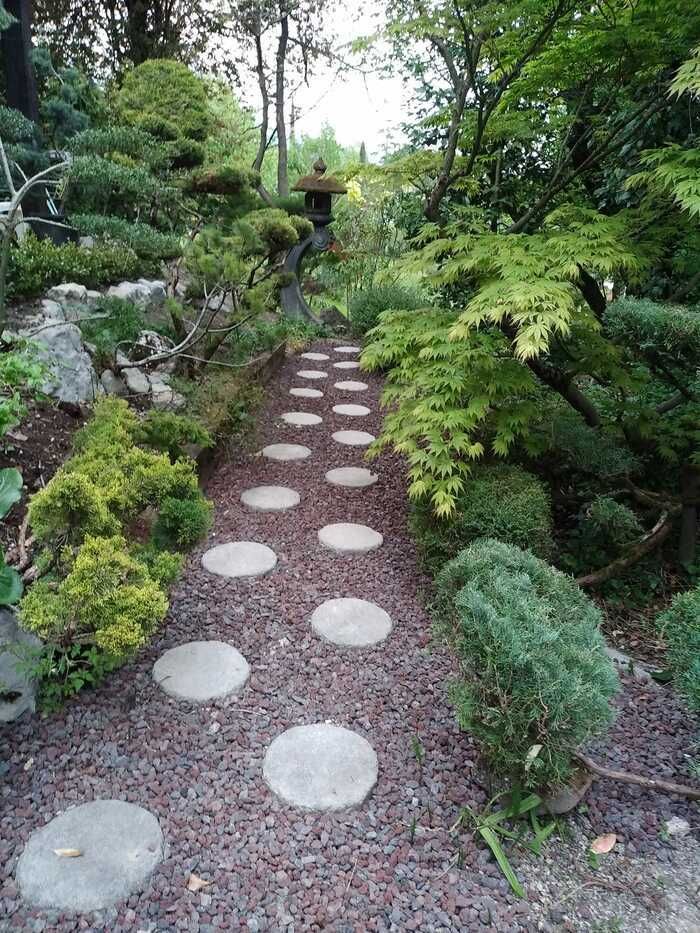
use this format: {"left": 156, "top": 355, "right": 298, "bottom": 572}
{"left": 262, "top": 443, "right": 311, "bottom": 461}
{"left": 281, "top": 411, "right": 323, "bottom": 426}
{"left": 301, "top": 352, "right": 329, "bottom": 361}
{"left": 202, "top": 541, "right": 277, "bottom": 578}
{"left": 241, "top": 485, "right": 300, "bottom": 511}
{"left": 332, "top": 430, "right": 375, "bottom": 446}
{"left": 297, "top": 369, "right": 327, "bottom": 380}
{"left": 290, "top": 387, "right": 323, "bottom": 398}
{"left": 333, "top": 361, "right": 360, "bottom": 370}
{"left": 263, "top": 723, "right": 378, "bottom": 811}
{"left": 325, "top": 467, "right": 378, "bottom": 489}
{"left": 335, "top": 380, "right": 368, "bottom": 392}
{"left": 311, "top": 597, "right": 392, "bottom": 647}
{"left": 334, "top": 346, "right": 361, "bottom": 353}
{"left": 16, "top": 800, "right": 164, "bottom": 911}
{"left": 333, "top": 404, "right": 370, "bottom": 417}
{"left": 318, "top": 522, "right": 383, "bottom": 554}
{"left": 153, "top": 640, "right": 250, "bottom": 702}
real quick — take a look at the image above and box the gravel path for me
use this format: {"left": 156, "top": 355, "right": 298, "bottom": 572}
{"left": 1, "top": 341, "right": 699, "bottom": 932}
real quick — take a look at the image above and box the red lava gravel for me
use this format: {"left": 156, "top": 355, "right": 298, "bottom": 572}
{"left": 1, "top": 341, "right": 699, "bottom": 932}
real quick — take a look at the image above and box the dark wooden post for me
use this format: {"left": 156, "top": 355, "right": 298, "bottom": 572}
{"left": 1, "top": 0, "right": 40, "bottom": 122}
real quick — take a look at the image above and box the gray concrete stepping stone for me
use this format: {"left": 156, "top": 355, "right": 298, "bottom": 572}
{"left": 290, "top": 387, "right": 323, "bottom": 398}
{"left": 333, "top": 404, "right": 370, "bottom": 417}
{"left": 334, "top": 346, "right": 361, "bottom": 353}
{"left": 16, "top": 800, "right": 164, "bottom": 911}
{"left": 332, "top": 430, "right": 375, "bottom": 446}
{"left": 301, "top": 352, "right": 329, "bottom": 361}
{"left": 153, "top": 640, "right": 250, "bottom": 702}
{"left": 241, "top": 485, "right": 300, "bottom": 511}
{"left": 262, "top": 443, "right": 311, "bottom": 461}
{"left": 335, "top": 380, "right": 368, "bottom": 392}
{"left": 202, "top": 541, "right": 277, "bottom": 578}
{"left": 318, "top": 522, "right": 383, "bottom": 554}
{"left": 281, "top": 411, "right": 323, "bottom": 426}
{"left": 333, "top": 361, "right": 360, "bottom": 370}
{"left": 263, "top": 723, "right": 378, "bottom": 811}
{"left": 297, "top": 369, "right": 327, "bottom": 380}
{"left": 311, "top": 597, "right": 392, "bottom": 647}
{"left": 325, "top": 467, "right": 378, "bottom": 488}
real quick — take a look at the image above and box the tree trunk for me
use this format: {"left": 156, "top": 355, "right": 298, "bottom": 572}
{"left": 424, "top": 77, "right": 468, "bottom": 222}
{"left": 1, "top": 0, "right": 40, "bottom": 122}
{"left": 275, "top": 10, "right": 289, "bottom": 198}
{"left": 124, "top": 0, "right": 151, "bottom": 64}
{"left": 678, "top": 463, "right": 699, "bottom": 566}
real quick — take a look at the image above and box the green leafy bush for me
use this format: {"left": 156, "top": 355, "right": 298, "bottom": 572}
{"left": 69, "top": 125, "right": 168, "bottom": 170}
{"left": 349, "top": 283, "right": 427, "bottom": 337}
{"left": 410, "top": 464, "right": 553, "bottom": 575}
{"left": 78, "top": 296, "right": 144, "bottom": 368}
{"left": 116, "top": 59, "right": 213, "bottom": 141}
{"left": 167, "top": 137, "right": 205, "bottom": 169}
{"left": 64, "top": 155, "right": 169, "bottom": 217}
{"left": 0, "top": 104, "right": 36, "bottom": 143}
{"left": 7, "top": 234, "right": 139, "bottom": 297}
{"left": 435, "top": 539, "right": 618, "bottom": 790}
{"left": 187, "top": 162, "right": 260, "bottom": 196}
{"left": 657, "top": 587, "right": 700, "bottom": 710}
{"left": 152, "top": 495, "right": 213, "bottom": 550}
{"left": 0, "top": 340, "right": 47, "bottom": 436}
{"left": 136, "top": 114, "right": 180, "bottom": 141}
{"left": 137, "top": 410, "right": 213, "bottom": 461}
{"left": 0, "top": 468, "right": 24, "bottom": 605}
{"left": 71, "top": 213, "right": 180, "bottom": 261}
{"left": 563, "top": 496, "right": 643, "bottom": 577}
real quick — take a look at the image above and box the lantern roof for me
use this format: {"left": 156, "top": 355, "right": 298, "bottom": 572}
{"left": 292, "top": 158, "right": 347, "bottom": 195}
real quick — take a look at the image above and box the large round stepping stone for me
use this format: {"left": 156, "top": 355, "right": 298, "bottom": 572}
{"left": 153, "top": 640, "right": 250, "bottom": 702}
{"left": 263, "top": 723, "right": 378, "bottom": 811}
{"left": 311, "top": 597, "right": 392, "bottom": 647}
{"left": 297, "top": 369, "right": 327, "bottom": 380}
{"left": 301, "top": 352, "right": 329, "bottom": 361}
{"left": 325, "top": 467, "right": 378, "bottom": 488}
{"left": 241, "top": 485, "right": 300, "bottom": 511}
{"left": 335, "top": 380, "right": 368, "bottom": 392}
{"left": 16, "top": 800, "right": 164, "bottom": 911}
{"left": 332, "top": 430, "right": 375, "bottom": 446}
{"left": 262, "top": 443, "right": 311, "bottom": 461}
{"left": 202, "top": 541, "right": 277, "bottom": 578}
{"left": 290, "top": 387, "right": 323, "bottom": 398}
{"left": 334, "top": 346, "right": 361, "bottom": 353}
{"left": 333, "top": 404, "right": 370, "bottom": 417}
{"left": 318, "top": 522, "right": 383, "bottom": 554}
{"left": 281, "top": 411, "right": 322, "bottom": 426}
{"left": 333, "top": 360, "right": 360, "bottom": 370}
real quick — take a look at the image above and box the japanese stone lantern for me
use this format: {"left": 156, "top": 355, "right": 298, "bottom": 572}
{"left": 281, "top": 158, "right": 347, "bottom": 321}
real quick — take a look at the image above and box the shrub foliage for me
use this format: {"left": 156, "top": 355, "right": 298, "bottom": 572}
{"left": 657, "top": 587, "right": 700, "bottom": 711}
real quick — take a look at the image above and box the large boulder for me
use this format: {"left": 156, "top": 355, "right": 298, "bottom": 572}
{"left": 33, "top": 321, "right": 99, "bottom": 404}
{"left": 47, "top": 282, "right": 88, "bottom": 303}
{"left": 107, "top": 279, "right": 166, "bottom": 309}
{"left": 0, "top": 609, "right": 41, "bottom": 723}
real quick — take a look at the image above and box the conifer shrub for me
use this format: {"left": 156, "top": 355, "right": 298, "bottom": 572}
{"left": 72, "top": 214, "right": 181, "bottom": 261}
{"left": 656, "top": 587, "right": 700, "bottom": 711}
{"left": 137, "top": 410, "right": 213, "bottom": 461}
{"left": 410, "top": 464, "right": 553, "bottom": 575}
{"left": 434, "top": 539, "right": 618, "bottom": 790}
{"left": 349, "top": 283, "right": 427, "bottom": 337}
{"left": 152, "top": 496, "right": 213, "bottom": 550}
{"left": 116, "top": 60, "right": 213, "bottom": 141}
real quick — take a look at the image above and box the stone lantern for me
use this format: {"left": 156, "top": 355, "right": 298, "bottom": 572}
{"left": 281, "top": 159, "right": 347, "bottom": 321}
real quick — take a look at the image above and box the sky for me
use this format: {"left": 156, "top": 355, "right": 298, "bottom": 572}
{"left": 286, "top": 4, "right": 409, "bottom": 159}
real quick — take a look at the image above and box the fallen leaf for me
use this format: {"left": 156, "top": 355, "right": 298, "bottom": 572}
{"left": 23, "top": 757, "right": 33, "bottom": 771}
{"left": 524, "top": 744, "right": 543, "bottom": 772}
{"left": 186, "top": 873, "right": 213, "bottom": 893}
{"left": 54, "top": 848, "right": 82, "bottom": 858}
{"left": 590, "top": 833, "right": 617, "bottom": 854}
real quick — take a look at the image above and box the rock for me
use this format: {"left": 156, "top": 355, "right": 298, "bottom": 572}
{"left": 325, "top": 467, "right": 378, "bottom": 489}
{"left": 289, "top": 388, "right": 323, "bottom": 399}
{"left": 332, "top": 404, "right": 370, "bottom": 417}
{"left": 334, "top": 380, "right": 368, "bottom": 392}
{"left": 85, "top": 290, "right": 102, "bottom": 304}
{"left": 78, "top": 235, "right": 94, "bottom": 249}
{"left": 100, "top": 369, "right": 127, "bottom": 397}
{"left": 665, "top": 817, "right": 691, "bottom": 837}
{"left": 296, "top": 370, "right": 327, "bottom": 380}
{"left": 261, "top": 444, "right": 311, "bottom": 461}
{"left": 310, "top": 597, "right": 392, "bottom": 647}
{"left": 201, "top": 541, "right": 278, "bottom": 579}
{"left": 47, "top": 283, "right": 88, "bottom": 303}
{"left": 32, "top": 322, "right": 98, "bottom": 404}
{"left": 300, "top": 352, "right": 330, "bottom": 361}
{"left": 240, "top": 486, "right": 300, "bottom": 511}
{"left": 153, "top": 641, "right": 250, "bottom": 703}
{"left": 0, "top": 609, "right": 41, "bottom": 723}
{"left": 539, "top": 766, "right": 593, "bottom": 815}
{"left": 137, "top": 278, "right": 166, "bottom": 306}
{"left": 604, "top": 646, "right": 660, "bottom": 686}
{"left": 149, "top": 374, "right": 185, "bottom": 410}
{"left": 132, "top": 330, "right": 174, "bottom": 363}
{"left": 333, "top": 345, "right": 361, "bottom": 354}
{"left": 107, "top": 281, "right": 152, "bottom": 306}
{"left": 40, "top": 299, "right": 64, "bottom": 322}
{"left": 318, "top": 522, "right": 383, "bottom": 555}
{"left": 331, "top": 430, "right": 375, "bottom": 446}
{"left": 115, "top": 349, "right": 131, "bottom": 369}
{"left": 281, "top": 412, "right": 323, "bottom": 426}
{"left": 123, "top": 367, "right": 150, "bottom": 395}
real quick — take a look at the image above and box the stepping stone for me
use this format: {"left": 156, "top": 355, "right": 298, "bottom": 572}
{"left": 262, "top": 443, "right": 311, "bottom": 461}
{"left": 311, "top": 597, "right": 392, "bottom": 647}
{"left": 335, "top": 380, "right": 368, "bottom": 392}
{"left": 290, "top": 387, "right": 323, "bottom": 398}
{"left": 281, "top": 411, "right": 322, "bottom": 426}
{"left": 318, "top": 522, "right": 383, "bottom": 554}
{"left": 241, "top": 485, "right": 300, "bottom": 511}
{"left": 202, "top": 541, "right": 277, "bottom": 578}
{"left": 333, "top": 404, "right": 370, "bottom": 417}
{"left": 334, "top": 346, "right": 361, "bottom": 353}
{"left": 332, "top": 430, "right": 375, "bottom": 446}
{"left": 297, "top": 369, "right": 327, "bottom": 380}
{"left": 263, "top": 723, "right": 378, "bottom": 811}
{"left": 153, "top": 640, "right": 250, "bottom": 702}
{"left": 333, "top": 361, "right": 360, "bottom": 370}
{"left": 325, "top": 467, "right": 378, "bottom": 488}
{"left": 301, "top": 352, "right": 329, "bottom": 361}
{"left": 16, "top": 800, "right": 164, "bottom": 911}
